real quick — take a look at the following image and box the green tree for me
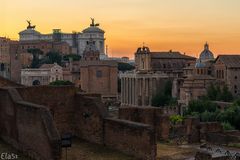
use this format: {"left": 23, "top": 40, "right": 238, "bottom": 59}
{"left": 220, "top": 85, "right": 233, "bottom": 102}
{"left": 63, "top": 54, "right": 81, "bottom": 61}
{"left": 151, "top": 80, "right": 176, "bottom": 107}
{"left": 151, "top": 92, "right": 170, "bottom": 107}
{"left": 207, "top": 83, "right": 217, "bottom": 100}
{"left": 46, "top": 52, "right": 62, "bottom": 65}
{"left": 27, "top": 48, "right": 44, "bottom": 68}
{"left": 186, "top": 100, "right": 218, "bottom": 114}
{"left": 221, "top": 122, "right": 235, "bottom": 131}
{"left": 118, "top": 62, "right": 135, "bottom": 72}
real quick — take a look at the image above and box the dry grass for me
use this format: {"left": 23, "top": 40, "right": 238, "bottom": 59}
{"left": 157, "top": 143, "right": 197, "bottom": 160}
{"left": 0, "top": 139, "right": 32, "bottom": 160}
{"left": 61, "top": 139, "right": 137, "bottom": 160}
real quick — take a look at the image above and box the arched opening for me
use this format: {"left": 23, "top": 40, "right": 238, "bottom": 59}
{"left": 32, "top": 80, "right": 40, "bottom": 86}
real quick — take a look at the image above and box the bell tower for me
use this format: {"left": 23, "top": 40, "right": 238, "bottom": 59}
{"left": 135, "top": 46, "right": 151, "bottom": 72}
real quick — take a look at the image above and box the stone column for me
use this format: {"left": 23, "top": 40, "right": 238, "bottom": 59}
{"left": 126, "top": 78, "right": 129, "bottom": 104}
{"left": 146, "top": 78, "right": 149, "bottom": 106}
{"left": 135, "top": 78, "right": 139, "bottom": 105}
{"left": 142, "top": 78, "right": 145, "bottom": 106}
{"left": 121, "top": 78, "right": 124, "bottom": 104}
{"left": 133, "top": 78, "right": 136, "bottom": 106}
{"left": 149, "top": 78, "right": 153, "bottom": 106}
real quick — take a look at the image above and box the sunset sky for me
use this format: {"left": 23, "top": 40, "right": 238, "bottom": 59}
{"left": 1, "top": 0, "right": 240, "bottom": 58}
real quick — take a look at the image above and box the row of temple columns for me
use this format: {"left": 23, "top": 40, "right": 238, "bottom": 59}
{"left": 121, "top": 77, "right": 156, "bottom": 106}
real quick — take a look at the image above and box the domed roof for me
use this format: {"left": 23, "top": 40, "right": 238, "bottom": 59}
{"left": 199, "top": 43, "right": 214, "bottom": 61}
{"left": 195, "top": 59, "right": 206, "bottom": 68}
{"left": 19, "top": 28, "right": 40, "bottom": 35}
{"left": 82, "top": 26, "right": 104, "bottom": 33}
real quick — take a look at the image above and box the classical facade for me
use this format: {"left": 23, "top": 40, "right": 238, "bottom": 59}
{"left": 19, "top": 19, "right": 107, "bottom": 59}
{"left": 21, "top": 63, "right": 63, "bottom": 86}
{"left": 120, "top": 72, "right": 169, "bottom": 106}
{"left": 178, "top": 43, "right": 240, "bottom": 107}
{"left": 214, "top": 55, "right": 240, "bottom": 96}
{"left": 120, "top": 46, "right": 196, "bottom": 106}
{"left": 178, "top": 43, "right": 216, "bottom": 106}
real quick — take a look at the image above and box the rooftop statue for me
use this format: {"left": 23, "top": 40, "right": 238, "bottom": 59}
{"left": 27, "top": 20, "right": 36, "bottom": 29}
{"left": 90, "top": 18, "right": 99, "bottom": 27}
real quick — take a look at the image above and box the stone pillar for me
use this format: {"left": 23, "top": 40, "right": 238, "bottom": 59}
{"left": 142, "top": 78, "right": 145, "bottom": 106}
{"left": 139, "top": 78, "right": 142, "bottom": 106}
{"left": 149, "top": 78, "right": 153, "bottom": 106}
{"left": 121, "top": 78, "right": 124, "bottom": 104}
{"left": 133, "top": 78, "right": 136, "bottom": 106}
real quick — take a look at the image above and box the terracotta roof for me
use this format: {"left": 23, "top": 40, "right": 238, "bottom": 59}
{"left": 216, "top": 55, "right": 240, "bottom": 68}
{"left": 151, "top": 51, "right": 196, "bottom": 60}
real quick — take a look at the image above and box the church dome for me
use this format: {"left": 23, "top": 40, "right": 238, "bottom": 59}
{"left": 199, "top": 43, "right": 214, "bottom": 61}
{"left": 195, "top": 59, "right": 206, "bottom": 68}
{"left": 195, "top": 43, "right": 214, "bottom": 68}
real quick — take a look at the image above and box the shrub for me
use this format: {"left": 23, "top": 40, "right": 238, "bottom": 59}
{"left": 170, "top": 115, "right": 184, "bottom": 125}
{"left": 221, "top": 122, "right": 235, "bottom": 131}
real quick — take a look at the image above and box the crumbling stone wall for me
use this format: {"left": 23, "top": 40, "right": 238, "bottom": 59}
{"left": 0, "top": 88, "right": 61, "bottom": 160}
{"left": 17, "top": 86, "right": 76, "bottom": 134}
{"left": 104, "top": 118, "right": 156, "bottom": 160}
{"left": 0, "top": 76, "right": 22, "bottom": 87}
{"left": 119, "top": 106, "right": 170, "bottom": 140}
{"left": 0, "top": 86, "right": 157, "bottom": 160}
{"left": 74, "top": 93, "right": 107, "bottom": 144}
{"left": 200, "top": 122, "right": 223, "bottom": 140}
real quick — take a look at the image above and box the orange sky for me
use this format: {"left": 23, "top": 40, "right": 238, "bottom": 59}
{"left": 2, "top": 0, "right": 240, "bottom": 58}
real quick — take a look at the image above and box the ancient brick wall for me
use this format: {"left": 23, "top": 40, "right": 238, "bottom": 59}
{"left": 0, "top": 88, "right": 61, "bottom": 160}
{"left": 74, "top": 93, "right": 107, "bottom": 144}
{"left": 0, "top": 76, "right": 22, "bottom": 87}
{"left": 200, "top": 122, "right": 223, "bottom": 140}
{"left": 206, "top": 132, "right": 240, "bottom": 145}
{"left": 184, "top": 117, "right": 201, "bottom": 143}
{"left": 0, "top": 86, "right": 158, "bottom": 160}
{"left": 17, "top": 86, "right": 77, "bottom": 134}
{"left": 104, "top": 118, "right": 156, "bottom": 160}
{"left": 119, "top": 106, "right": 170, "bottom": 140}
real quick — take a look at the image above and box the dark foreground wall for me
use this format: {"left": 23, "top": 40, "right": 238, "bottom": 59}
{"left": 0, "top": 88, "right": 61, "bottom": 160}
{"left": 0, "top": 86, "right": 157, "bottom": 160}
{"left": 104, "top": 118, "right": 156, "bottom": 160}
{"left": 119, "top": 106, "right": 170, "bottom": 140}
{"left": 17, "top": 86, "right": 77, "bottom": 134}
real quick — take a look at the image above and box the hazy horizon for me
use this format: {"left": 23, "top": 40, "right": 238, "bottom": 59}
{"left": 2, "top": 0, "right": 240, "bottom": 58}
